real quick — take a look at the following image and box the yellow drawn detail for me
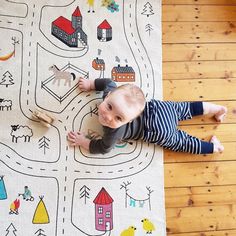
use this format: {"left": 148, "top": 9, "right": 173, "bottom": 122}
{"left": 87, "top": 0, "right": 95, "bottom": 7}
{"left": 0, "top": 50, "right": 15, "bottom": 61}
{"left": 32, "top": 196, "right": 50, "bottom": 224}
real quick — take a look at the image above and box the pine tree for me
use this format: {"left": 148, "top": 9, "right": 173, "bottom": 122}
{"left": 141, "top": 2, "right": 154, "bottom": 17}
{"left": 5, "top": 223, "right": 17, "bottom": 236}
{"left": 38, "top": 136, "right": 50, "bottom": 154}
{"left": 0, "top": 71, "right": 14, "bottom": 87}
{"left": 79, "top": 185, "right": 90, "bottom": 204}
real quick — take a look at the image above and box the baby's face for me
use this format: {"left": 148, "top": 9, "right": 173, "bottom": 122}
{"left": 98, "top": 90, "right": 140, "bottom": 129}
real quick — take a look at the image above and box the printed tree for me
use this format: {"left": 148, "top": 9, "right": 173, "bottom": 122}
{"left": 145, "top": 23, "right": 154, "bottom": 36}
{"left": 0, "top": 176, "right": 7, "bottom": 200}
{"left": 141, "top": 2, "right": 154, "bottom": 17}
{"left": 38, "top": 136, "right": 50, "bottom": 155}
{"left": 35, "top": 229, "right": 46, "bottom": 236}
{"left": 32, "top": 196, "right": 50, "bottom": 224}
{"left": 5, "top": 223, "right": 17, "bottom": 236}
{"left": 0, "top": 71, "right": 14, "bottom": 87}
{"left": 79, "top": 185, "right": 91, "bottom": 204}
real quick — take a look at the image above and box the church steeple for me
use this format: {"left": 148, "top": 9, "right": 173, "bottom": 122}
{"left": 72, "top": 6, "right": 82, "bottom": 29}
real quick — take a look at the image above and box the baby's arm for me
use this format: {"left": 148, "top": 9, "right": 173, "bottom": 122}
{"left": 68, "top": 131, "right": 91, "bottom": 151}
{"left": 78, "top": 77, "right": 95, "bottom": 92}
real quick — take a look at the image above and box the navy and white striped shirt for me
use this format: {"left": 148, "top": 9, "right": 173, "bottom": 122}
{"left": 89, "top": 79, "right": 213, "bottom": 154}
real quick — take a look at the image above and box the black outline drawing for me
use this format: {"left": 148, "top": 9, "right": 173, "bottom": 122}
{"left": 120, "top": 181, "right": 154, "bottom": 210}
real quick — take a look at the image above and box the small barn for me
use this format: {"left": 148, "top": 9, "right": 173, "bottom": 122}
{"left": 51, "top": 6, "right": 87, "bottom": 47}
{"left": 97, "top": 20, "right": 112, "bottom": 42}
{"left": 93, "top": 187, "right": 113, "bottom": 231}
{"left": 111, "top": 64, "right": 135, "bottom": 82}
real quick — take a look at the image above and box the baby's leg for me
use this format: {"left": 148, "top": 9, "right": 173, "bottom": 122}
{"left": 210, "top": 136, "right": 224, "bottom": 153}
{"left": 203, "top": 102, "right": 227, "bottom": 122}
{"left": 161, "top": 129, "right": 223, "bottom": 154}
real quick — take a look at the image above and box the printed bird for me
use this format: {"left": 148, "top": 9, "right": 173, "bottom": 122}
{"left": 141, "top": 218, "right": 155, "bottom": 234}
{"left": 120, "top": 226, "right": 136, "bottom": 236}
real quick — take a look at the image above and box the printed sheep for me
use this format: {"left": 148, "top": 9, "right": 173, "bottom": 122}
{"left": 10, "top": 125, "right": 33, "bottom": 143}
{"left": 0, "top": 98, "right": 12, "bottom": 111}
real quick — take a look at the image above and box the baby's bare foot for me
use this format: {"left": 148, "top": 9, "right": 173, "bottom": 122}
{"left": 210, "top": 136, "right": 224, "bottom": 153}
{"left": 214, "top": 106, "right": 227, "bottom": 122}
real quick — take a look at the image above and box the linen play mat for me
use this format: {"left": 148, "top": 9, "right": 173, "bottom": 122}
{"left": 0, "top": 0, "right": 164, "bottom": 235}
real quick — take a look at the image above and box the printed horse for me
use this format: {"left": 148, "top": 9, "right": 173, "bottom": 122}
{"left": 49, "top": 65, "right": 76, "bottom": 86}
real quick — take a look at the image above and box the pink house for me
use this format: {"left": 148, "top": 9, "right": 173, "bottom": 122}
{"left": 93, "top": 187, "right": 113, "bottom": 231}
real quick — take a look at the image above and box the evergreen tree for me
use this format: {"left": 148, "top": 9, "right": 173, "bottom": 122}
{"left": 141, "top": 2, "right": 154, "bottom": 17}
{"left": 5, "top": 223, "right": 17, "bottom": 236}
{"left": 0, "top": 71, "right": 14, "bottom": 87}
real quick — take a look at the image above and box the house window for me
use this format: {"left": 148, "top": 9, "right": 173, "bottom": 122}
{"left": 105, "top": 211, "right": 111, "bottom": 218}
{"left": 98, "top": 207, "right": 103, "bottom": 214}
{"left": 98, "top": 218, "right": 103, "bottom": 225}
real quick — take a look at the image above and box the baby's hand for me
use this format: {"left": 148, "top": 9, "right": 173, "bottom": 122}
{"left": 78, "top": 77, "right": 91, "bottom": 92}
{"left": 68, "top": 131, "right": 85, "bottom": 146}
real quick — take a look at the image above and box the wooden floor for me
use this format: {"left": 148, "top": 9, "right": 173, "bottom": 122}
{"left": 163, "top": 0, "right": 236, "bottom": 235}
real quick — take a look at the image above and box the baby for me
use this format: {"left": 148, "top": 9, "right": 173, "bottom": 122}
{"left": 68, "top": 78, "right": 227, "bottom": 154}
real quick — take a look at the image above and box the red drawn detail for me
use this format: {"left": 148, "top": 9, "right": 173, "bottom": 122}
{"left": 52, "top": 16, "right": 75, "bottom": 35}
{"left": 93, "top": 187, "right": 113, "bottom": 205}
{"left": 98, "top": 20, "right": 112, "bottom": 29}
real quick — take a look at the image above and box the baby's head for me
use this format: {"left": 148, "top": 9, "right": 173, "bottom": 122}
{"left": 98, "top": 83, "right": 146, "bottom": 129}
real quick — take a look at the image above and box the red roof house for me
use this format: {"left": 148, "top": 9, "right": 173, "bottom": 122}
{"left": 93, "top": 188, "right": 113, "bottom": 231}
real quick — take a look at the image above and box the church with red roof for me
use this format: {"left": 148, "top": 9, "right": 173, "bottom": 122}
{"left": 93, "top": 187, "right": 113, "bottom": 231}
{"left": 51, "top": 6, "right": 87, "bottom": 47}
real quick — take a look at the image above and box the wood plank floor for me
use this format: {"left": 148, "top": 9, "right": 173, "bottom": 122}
{"left": 162, "top": 0, "right": 236, "bottom": 235}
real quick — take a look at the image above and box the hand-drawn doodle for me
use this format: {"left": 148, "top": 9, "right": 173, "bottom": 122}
{"left": 93, "top": 188, "right": 113, "bottom": 231}
{"left": 32, "top": 196, "right": 50, "bottom": 224}
{"left": 10, "top": 125, "right": 33, "bottom": 143}
{"left": 101, "top": 0, "right": 119, "bottom": 13}
{"left": 49, "top": 65, "right": 76, "bottom": 87}
{"left": 79, "top": 185, "right": 90, "bottom": 204}
{"left": 141, "top": 2, "right": 154, "bottom": 17}
{"left": 120, "top": 182, "right": 153, "bottom": 210}
{"left": 92, "top": 58, "right": 105, "bottom": 78}
{"left": 97, "top": 20, "right": 112, "bottom": 42}
{"left": 38, "top": 136, "right": 50, "bottom": 155}
{"left": 112, "top": 65, "right": 135, "bottom": 82}
{"left": 5, "top": 223, "right": 17, "bottom": 236}
{"left": 145, "top": 23, "right": 153, "bottom": 36}
{"left": 35, "top": 229, "right": 47, "bottom": 236}
{"left": 0, "top": 50, "right": 15, "bottom": 61}
{"left": 11, "top": 36, "right": 19, "bottom": 57}
{"left": 51, "top": 6, "right": 88, "bottom": 47}
{"left": 0, "top": 71, "right": 14, "bottom": 87}
{"left": 0, "top": 37, "right": 18, "bottom": 61}
{"left": 9, "top": 199, "right": 20, "bottom": 215}
{"left": 141, "top": 218, "right": 155, "bottom": 234}
{"left": 120, "top": 226, "right": 136, "bottom": 236}
{"left": 0, "top": 176, "right": 7, "bottom": 200}
{"left": 41, "top": 63, "right": 88, "bottom": 103}
{"left": 18, "top": 186, "right": 34, "bottom": 201}
{"left": 87, "top": 0, "right": 95, "bottom": 13}
{"left": 0, "top": 98, "right": 12, "bottom": 111}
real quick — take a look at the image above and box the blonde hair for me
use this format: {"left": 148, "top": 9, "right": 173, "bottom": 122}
{"left": 111, "top": 83, "right": 146, "bottom": 116}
